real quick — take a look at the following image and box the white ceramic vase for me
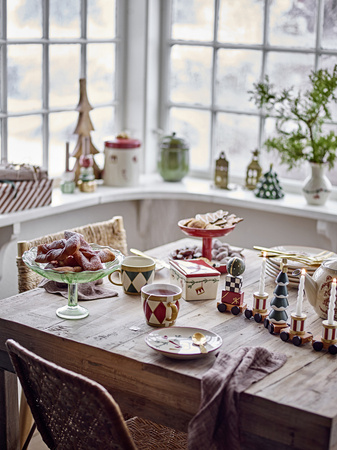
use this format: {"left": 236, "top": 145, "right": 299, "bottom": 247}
{"left": 302, "top": 162, "right": 332, "bottom": 206}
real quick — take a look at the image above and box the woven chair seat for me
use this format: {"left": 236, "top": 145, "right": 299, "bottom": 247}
{"left": 16, "top": 216, "right": 128, "bottom": 293}
{"left": 126, "top": 416, "right": 187, "bottom": 449}
{"left": 6, "top": 339, "right": 188, "bottom": 450}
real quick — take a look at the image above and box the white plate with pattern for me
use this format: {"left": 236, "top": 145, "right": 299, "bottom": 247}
{"left": 145, "top": 326, "right": 222, "bottom": 359}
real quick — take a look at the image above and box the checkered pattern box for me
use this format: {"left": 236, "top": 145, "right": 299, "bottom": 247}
{"left": 224, "top": 274, "right": 243, "bottom": 293}
{"left": 0, "top": 178, "right": 53, "bottom": 214}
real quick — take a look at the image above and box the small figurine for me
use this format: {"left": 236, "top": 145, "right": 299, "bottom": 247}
{"left": 245, "top": 252, "right": 269, "bottom": 322}
{"left": 245, "top": 149, "right": 262, "bottom": 190}
{"left": 217, "top": 257, "right": 247, "bottom": 315}
{"left": 254, "top": 164, "right": 284, "bottom": 199}
{"left": 77, "top": 137, "right": 97, "bottom": 193}
{"left": 60, "top": 142, "right": 76, "bottom": 194}
{"left": 214, "top": 152, "right": 229, "bottom": 189}
{"left": 264, "top": 259, "right": 290, "bottom": 334}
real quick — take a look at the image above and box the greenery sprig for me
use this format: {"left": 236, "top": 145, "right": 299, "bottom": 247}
{"left": 248, "top": 65, "right": 337, "bottom": 170}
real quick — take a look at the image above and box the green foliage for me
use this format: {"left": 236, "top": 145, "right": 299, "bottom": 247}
{"left": 248, "top": 66, "right": 337, "bottom": 169}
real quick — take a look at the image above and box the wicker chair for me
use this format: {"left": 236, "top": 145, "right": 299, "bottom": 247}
{"left": 16, "top": 215, "right": 128, "bottom": 293}
{"left": 16, "top": 216, "right": 128, "bottom": 447}
{"left": 6, "top": 339, "right": 187, "bottom": 450}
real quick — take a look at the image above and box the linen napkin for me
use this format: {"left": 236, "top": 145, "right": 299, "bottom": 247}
{"left": 38, "top": 278, "right": 118, "bottom": 301}
{"left": 188, "top": 346, "right": 287, "bottom": 450}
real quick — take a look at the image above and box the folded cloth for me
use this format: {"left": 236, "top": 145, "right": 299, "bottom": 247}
{"left": 38, "top": 278, "right": 118, "bottom": 301}
{"left": 188, "top": 347, "right": 287, "bottom": 450}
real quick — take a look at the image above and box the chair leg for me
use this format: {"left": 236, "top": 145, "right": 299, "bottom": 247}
{"left": 19, "top": 392, "right": 34, "bottom": 449}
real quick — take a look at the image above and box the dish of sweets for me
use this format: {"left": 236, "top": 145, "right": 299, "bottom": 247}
{"left": 145, "top": 326, "right": 223, "bottom": 359}
{"left": 179, "top": 209, "right": 243, "bottom": 230}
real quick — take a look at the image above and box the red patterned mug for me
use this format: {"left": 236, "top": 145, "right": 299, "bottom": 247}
{"left": 141, "top": 283, "right": 182, "bottom": 327}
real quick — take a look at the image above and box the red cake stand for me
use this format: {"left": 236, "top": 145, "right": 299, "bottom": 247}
{"left": 178, "top": 220, "right": 236, "bottom": 261}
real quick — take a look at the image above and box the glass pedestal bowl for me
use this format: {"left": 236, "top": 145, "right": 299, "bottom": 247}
{"left": 22, "top": 244, "right": 124, "bottom": 320}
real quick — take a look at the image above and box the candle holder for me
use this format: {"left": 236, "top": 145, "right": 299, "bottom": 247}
{"left": 279, "top": 313, "right": 313, "bottom": 346}
{"left": 244, "top": 292, "right": 269, "bottom": 323}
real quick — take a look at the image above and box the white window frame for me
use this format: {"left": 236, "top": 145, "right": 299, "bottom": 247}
{"left": 0, "top": 0, "right": 124, "bottom": 173}
{"left": 157, "top": 0, "right": 337, "bottom": 193}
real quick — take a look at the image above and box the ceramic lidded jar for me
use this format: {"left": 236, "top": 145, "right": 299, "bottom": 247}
{"left": 158, "top": 132, "right": 189, "bottom": 182}
{"left": 104, "top": 134, "right": 141, "bottom": 187}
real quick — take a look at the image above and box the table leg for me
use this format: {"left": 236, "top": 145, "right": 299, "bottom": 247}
{"left": 0, "top": 368, "right": 19, "bottom": 450}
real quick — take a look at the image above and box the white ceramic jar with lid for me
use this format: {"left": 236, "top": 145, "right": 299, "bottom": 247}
{"left": 103, "top": 134, "right": 141, "bottom": 187}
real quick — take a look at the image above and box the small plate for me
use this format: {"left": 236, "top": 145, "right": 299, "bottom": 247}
{"left": 145, "top": 326, "right": 222, "bottom": 359}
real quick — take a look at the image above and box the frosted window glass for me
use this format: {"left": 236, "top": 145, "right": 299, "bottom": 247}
{"left": 50, "top": 0, "right": 80, "bottom": 39}
{"left": 215, "top": 113, "right": 259, "bottom": 175}
{"left": 87, "top": 44, "right": 115, "bottom": 104}
{"left": 218, "top": 0, "right": 264, "bottom": 44}
{"left": 49, "top": 111, "right": 78, "bottom": 177}
{"left": 7, "top": 45, "right": 42, "bottom": 112}
{"left": 7, "top": 0, "right": 42, "bottom": 39}
{"left": 322, "top": 0, "right": 337, "bottom": 50}
{"left": 8, "top": 115, "right": 42, "bottom": 166}
{"left": 50, "top": 45, "right": 80, "bottom": 108}
{"left": 170, "top": 108, "right": 211, "bottom": 171}
{"left": 170, "top": 45, "right": 212, "bottom": 106}
{"left": 269, "top": 0, "right": 317, "bottom": 47}
{"left": 88, "top": 0, "right": 116, "bottom": 39}
{"left": 171, "top": 0, "right": 214, "bottom": 41}
{"left": 216, "top": 49, "right": 262, "bottom": 111}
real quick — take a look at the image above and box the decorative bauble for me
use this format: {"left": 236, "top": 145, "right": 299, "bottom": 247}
{"left": 227, "top": 257, "right": 245, "bottom": 276}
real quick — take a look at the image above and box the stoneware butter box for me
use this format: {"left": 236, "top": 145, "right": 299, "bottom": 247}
{"left": 170, "top": 259, "right": 220, "bottom": 301}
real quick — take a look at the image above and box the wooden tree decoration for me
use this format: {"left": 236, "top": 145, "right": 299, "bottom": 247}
{"left": 71, "top": 79, "right": 101, "bottom": 182}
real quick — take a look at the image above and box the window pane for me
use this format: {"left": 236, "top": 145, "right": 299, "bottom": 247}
{"left": 218, "top": 0, "right": 264, "bottom": 44}
{"left": 7, "top": 0, "right": 42, "bottom": 39}
{"left": 7, "top": 45, "right": 42, "bottom": 112}
{"left": 171, "top": 0, "right": 214, "bottom": 42}
{"left": 215, "top": 113, "right": 259, "bottom": 175}
{"left": 90, "top": 107, "right": 116, "bottom": 169}
{"left": 216, "top": 49, "right": 262, "bottom": 111}
{"left": 8, "top": 115, "right": 42, "bottom": 166}
{"left": 88, "top": 0, "right": 116, "bottom": 39}
{"left": 50, "top": 45, "right": 80, "bottom": 108}
{"left": 265, "top": 52, "right": 315, "bottom": 93}
{"left": 319, "top": 55, "right": 337, "bottom": 122}
{"left": 169, "top": 107, "right": 211, "bottom": 171}
{"left": 269, "top": 0, "right": 317, "bottom": 48}
{"left": 322, "top": 0, "right": 337, "bottom": 49}
{"left": 87, "top": 44, "right": 115, "bottom": 104}
{"left": 49, "top": 111, "right": 78, "bottom": 177}
{"left": 49, "top": 0, "right": 80, "bottom": 39}
{"left": 170, "top": 45, "right": 212, "bottom": 106}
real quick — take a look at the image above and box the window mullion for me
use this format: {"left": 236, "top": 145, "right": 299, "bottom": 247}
{"left": 42, "top": 0, "right": 49, "bottom": 171}
{"left": 210, "top": 0, "right": 219, "bottom": 171}
{"left": 81, "top": 0, "right": 87, "bottom": 79}
{"left": 1, "top": 0, "right": 7, "bottom": 162}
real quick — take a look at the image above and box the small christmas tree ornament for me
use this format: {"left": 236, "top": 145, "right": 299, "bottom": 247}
{"left": 71, "top": 79, "right": 101, "bottom": 183}
{"left": 264, "top": 259, "right": 290, "bottom": 334}
{"left": 77, "top": 137, "right": 97, "bottom": 192}
{"left": 217, "top": 256, "right": 247, "bottom": 315}
{"left": 214, "top": 152, "right": 229, "bottom": 189}
{"left": 254, "top": 164, "right": 284, "bottom": 199}
{"left": 279, "top": 269, "right": 313, "bottom": 346}
{"left": 312, "top": 278, "right": 337, "bottom": 354}
{"left": 245, "top": 149, "right": 262, "bottom": 190}
{"left": 60, "top": 142, "right": 76, "bottom": 194}
{"left": 245, "top": 252, "right": 269, "bottom": 322}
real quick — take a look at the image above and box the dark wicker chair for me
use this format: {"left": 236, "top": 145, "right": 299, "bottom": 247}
{"left": 6, "top": 339, "right": 187, "bottom": 450}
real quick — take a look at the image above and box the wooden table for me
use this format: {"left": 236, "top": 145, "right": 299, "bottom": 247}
{"left": 0, "top": 238, "right": 336, "bottom": 449}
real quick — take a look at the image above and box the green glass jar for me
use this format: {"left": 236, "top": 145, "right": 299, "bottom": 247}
{"left": 158, "top": 132, "right": 189, "bottom": 182}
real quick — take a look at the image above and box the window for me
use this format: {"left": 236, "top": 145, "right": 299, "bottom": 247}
{"left": 0, "top": 0, "right": 121, "bottom": 178}
{"left": 162, "top": 0, "right": 337, "bottom": 186}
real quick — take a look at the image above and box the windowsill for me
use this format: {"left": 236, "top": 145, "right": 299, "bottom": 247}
{"left": 0, "top": 174, "right": 336, "bottom": 229}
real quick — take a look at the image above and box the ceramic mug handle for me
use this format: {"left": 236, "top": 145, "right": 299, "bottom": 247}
{"left": 167, "top": 302, "right": 178, "bottom": 323}
{"left": 108, "top": 270, "right": 123, "bottom": 286}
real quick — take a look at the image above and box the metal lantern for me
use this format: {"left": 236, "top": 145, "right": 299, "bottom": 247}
{"left": 214, "top": 151, "right": 229, "bottom": 189}
{"left": 245, "top": 149, "right": 262, "bottom": 190}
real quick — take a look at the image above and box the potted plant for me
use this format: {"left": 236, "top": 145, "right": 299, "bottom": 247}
{"left": 248, "top": 65, "right": 337, "bottom": 205}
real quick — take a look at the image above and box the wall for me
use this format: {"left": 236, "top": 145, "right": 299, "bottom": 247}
{"left": 1, "top": 198, "right": 331, "bottom": 300}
